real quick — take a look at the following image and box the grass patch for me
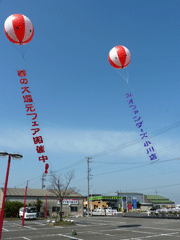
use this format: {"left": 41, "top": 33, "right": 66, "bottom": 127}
{"left": 47, "top": 220, "right": 75, "bottom": 226}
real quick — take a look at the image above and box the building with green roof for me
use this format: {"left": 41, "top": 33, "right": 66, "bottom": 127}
{"left": 144, "top": 195, "right": 175, "bottom": 207}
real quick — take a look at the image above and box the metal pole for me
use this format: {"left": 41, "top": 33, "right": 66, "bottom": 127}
{"left": 122, "top": 196, "right": 124, "bottom": 214}
{"left": 117, "top": 190, "right": 119, "bottom": 211}
{"left": 91, "top": 188, "right": 92, "bottom": 213}
{"left": 0, "top": 154, "right": 11, "bottom": 240}
{"left": 45, "top": 194, "right": 47, "bottom": 218}
{"left": 86, "top": 157, "right": 92, "bottom": 217}
{"left": 87, "top": 158, "right": 89, "bottom": 216}
{"left": 22, "top": 185, "right": 27, "bottom": 226}
{"left": 42, "top": 173, "right": 45, "bottom": 189}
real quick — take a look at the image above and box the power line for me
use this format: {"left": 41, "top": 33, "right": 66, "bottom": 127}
{"left": 50, "top": 158, "right": 86, "bottom": 174}
{"left": 68, "top": 157, "right": 180, "bottom": 186}
{"left": 91, "top": 120, "right": 180, "bottom": 159}
{"left": 12, "top": 120, "right": 180, "bottom": 189}
{"left": 29, "top": 178, "right": 41, "bottom": 188}
{"left": 13, "top": 157, "right": 180, "bottom": 189}
{"left": 89, "top": 158, "right": 180, "bottom": 178}
{"left": 105, "top": 166, "right": 180, "bottom": 186}
{"left": 128, "top": 182, "right": 180, "bottom": 192}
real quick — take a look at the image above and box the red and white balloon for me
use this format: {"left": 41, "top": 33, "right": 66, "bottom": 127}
{"left": 108, "top": 45, "right": 131, "bottom": 69}
{"left": 4, "top": 14, "right": 34, "bottom": 45}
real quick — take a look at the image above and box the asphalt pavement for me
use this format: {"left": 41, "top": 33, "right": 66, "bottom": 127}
{"left": 1, "top": 214, "right": 180, "bottom": 240}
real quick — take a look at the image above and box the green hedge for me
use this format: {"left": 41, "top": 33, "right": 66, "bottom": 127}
{"left": 4, "top": 201, "right": 24, "bottom": 218}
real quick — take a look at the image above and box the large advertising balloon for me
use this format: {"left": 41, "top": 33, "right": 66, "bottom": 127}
{"left": 108, "top": 45, "right": 131, "bottom": 69}
{"left": 4, "top": 14, "right": 34, "bottom": 45}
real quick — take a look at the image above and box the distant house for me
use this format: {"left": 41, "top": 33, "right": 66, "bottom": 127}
{"left": 0, "top": 188, "right": 84, "bottom": 217}
{"left": 86, "top": 193, "right": 144, "bottom": 211}
{"left": 84, "top": 193, "right": 175, "bottom": 212}
{"left": 144, "top": 195, "right": 175, "bottom": 207}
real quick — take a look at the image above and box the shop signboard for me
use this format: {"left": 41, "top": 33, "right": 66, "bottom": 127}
{"left": 133, "top": 199, "right": 137, "bottom": 209}
{"left": 58, "top": 199, "right": 79, "bottom": 205}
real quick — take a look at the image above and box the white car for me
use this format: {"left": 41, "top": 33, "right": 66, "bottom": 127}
{"left": 158, "top": 208, "right": 168, "bottom": 213}
{"left": 106, "top": 207, "right": 117, "bottom": 215}
{"left": 19, "top": 206, "right": 37, "bottom": 220}
{"left": 92, "top": 208, "right": 105, "bottom": 216}
{"left": 175, "top": 205, "right": 180, "bottom": 213}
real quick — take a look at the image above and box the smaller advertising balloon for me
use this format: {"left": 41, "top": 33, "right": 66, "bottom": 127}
{"left": 4, "top": 14, "right": 34, "bottom": 45}
{"left": 108, "top": 45, "right": 131, "bottom": 69}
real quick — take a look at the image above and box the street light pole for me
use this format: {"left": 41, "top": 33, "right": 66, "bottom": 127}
{"left": 0, "top": 152, "right": 23, "bottom": 240}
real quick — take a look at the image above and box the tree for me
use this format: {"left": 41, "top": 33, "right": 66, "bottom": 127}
{"left": 47, "top": 170, "right": 75, "bottom": 221}
{"left": 34, "top": 197, "right": 43, "bottom": 212}
{"left": 4, "top": 201, "right": 24, "bottom": 218}
{"left": 137, "top": 201, "right": 141, "bottom": 208}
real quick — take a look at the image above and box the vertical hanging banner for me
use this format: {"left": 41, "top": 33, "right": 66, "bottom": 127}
{"left": 4, "top": 14, "right": 49, "bottom": 174}
{"left": 108, "top": 45, "right": 158, "bottom": 161}
{"left": 125, "top": 92, "right": 158, "bottom": 161}
{"left": 17, "top": 70, "right": 49, "bottom": 173}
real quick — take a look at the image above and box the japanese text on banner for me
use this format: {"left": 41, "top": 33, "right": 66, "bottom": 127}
{"left": 17, "top": 70, "right": 49, "bottom": 173}
{"left": 125, "top": 92, "right": 158, "bottom": 161}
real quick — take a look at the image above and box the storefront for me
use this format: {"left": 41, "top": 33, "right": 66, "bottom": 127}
{"left": 0, "top": 188, "right": 84, "bottom": 217}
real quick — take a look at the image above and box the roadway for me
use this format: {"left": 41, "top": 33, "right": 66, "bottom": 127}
{"left": 1, "top": 215, "right": 180, "bottom": 239}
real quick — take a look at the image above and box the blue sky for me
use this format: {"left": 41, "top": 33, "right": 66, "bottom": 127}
{"left": 1, "top": 0, "right": 180, "bottom": 204}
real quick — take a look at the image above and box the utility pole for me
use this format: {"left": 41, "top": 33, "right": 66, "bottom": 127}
{"left": 41, "top": 173, "right": 46, "bottom": 189}
{"left": 86, "top": 157, "right": 92, "bottom": 216}
{"left": 116, "top": 190, "right": 119, "bottom": 211}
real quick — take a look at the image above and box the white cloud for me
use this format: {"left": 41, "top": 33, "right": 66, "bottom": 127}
{"left": 0, "top": 126, "right": 179, "bottom": 161}
{"left": 0, "top": 126, "right": 139, "bottom": 155}
{"left": 44, "top": 128, "right": 141, "bottom": 156}
{"left": 0, "top": 127, "right": 32, "bottom": 152}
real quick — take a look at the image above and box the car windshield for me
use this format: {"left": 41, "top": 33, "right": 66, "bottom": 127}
{"left": 26, "top": 207, "right": 37, "bottom": 213}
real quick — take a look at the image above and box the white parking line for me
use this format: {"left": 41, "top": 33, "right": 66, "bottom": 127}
{"left": 141, "top": 226, "right": 180, "bottom": 231}
{"left": 54, "top": 226, "right": 64, "bottom": 228}
{"left": 12, "top": 223, "right": 22, "bottom": 227}
{"left": 2, "top": 228, "right": 9, "bottom": 232}
{"left": 161, "top": 232, "right": 179, "bottom": 237}
{"left": 3, "top": 226, "right": 60, "bottom": 233}
{"left": 33, "top": 221, "right": 46, "bottom": 225}
{"left": 22, "top": 226, "right": 37, "bottom": 230}
{"left": 76, "top": 224, "right": 88, "bottom": 227}
{"left": 88, "top": 231, "right": 103, "bottom": 234}
{"left": 132, "top": 230, "right": 155, "bottom": 234}
{"left": 119, "top": 231, "right": 179, "bottom": 240}
{"left": 5, "top": 238, "right": 31, "bottom": 240}
{"left": 58, "top": 234, "right": 83, "bottom": 240}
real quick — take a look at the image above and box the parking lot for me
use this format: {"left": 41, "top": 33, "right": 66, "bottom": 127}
{"left": 1, "top": 215, "right": 180, "bottom": 240}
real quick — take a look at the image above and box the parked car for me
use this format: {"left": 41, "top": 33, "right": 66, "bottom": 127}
{"left": 175, "top": 205, "right": 180, "bottom": 212}
{"left": 92, "top": 208, "right": 105, "bottom": 216}
{"left": 149, "top": 206, "right": 159, "bottom": 213}
{"left": 106, "top": 207, "right": 117, "bottom": 215}
{"left": 167, "top": 207, "right": 179, "bottom": 213}
{"left": 158, "top": 208, "right": 168, "bottom": 213}
{"left": 19, "top": 206, "right": 37, "bottom": 220}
